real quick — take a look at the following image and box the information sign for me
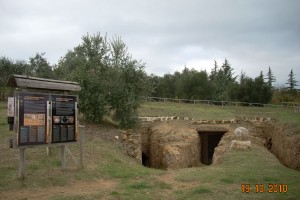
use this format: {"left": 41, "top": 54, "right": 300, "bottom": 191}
{"left": 18, "top": 93, "right": 48, "bottom": 145}
{"left": 16, "top": 92, "right": 78, "bottom": 146}
{"left": 51, "top": 95, "right": 77, "bottom": 143}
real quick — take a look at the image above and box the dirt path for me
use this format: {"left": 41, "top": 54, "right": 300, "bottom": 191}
{"left": 1, "top": 179, "right": 118, "bottom": 200}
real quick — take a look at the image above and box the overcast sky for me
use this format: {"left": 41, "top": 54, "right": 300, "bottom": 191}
{"left": 1, "top": 0, "right": 299, "bottom": 87}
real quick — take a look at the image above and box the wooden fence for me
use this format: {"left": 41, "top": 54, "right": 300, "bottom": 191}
{"left": 145, "top": 97, "right": 300, "bottom": 113}
{"left": 281, "top": 102, "right": 300, "bottom": 113}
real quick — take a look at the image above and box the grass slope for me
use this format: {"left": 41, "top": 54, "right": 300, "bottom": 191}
{"left": 140, "top": 101, "right": 300, "bottom": 123}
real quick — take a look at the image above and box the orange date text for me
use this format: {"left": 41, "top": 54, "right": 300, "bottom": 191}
{"left": 241, "top": 184, "right": 288, "bottom": 193}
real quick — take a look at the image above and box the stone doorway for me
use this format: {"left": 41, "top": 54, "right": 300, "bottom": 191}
{"left": 142, "top": 152, "right": 150, "bottom": 167}
{"left": 199, "top": 131, "right": 226, "bottom": 165}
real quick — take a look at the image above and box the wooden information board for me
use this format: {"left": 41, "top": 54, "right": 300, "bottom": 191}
{"left": 16, "top": 92, "right": 78, "bottom": 146}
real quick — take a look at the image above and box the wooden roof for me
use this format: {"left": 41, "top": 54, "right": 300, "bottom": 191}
{"left": 6, "top": 75, "right": 81, "bottom": 92}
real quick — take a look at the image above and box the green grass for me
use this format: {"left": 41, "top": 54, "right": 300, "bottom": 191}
{"left": 0, "top": 100, "right": 299, "bottom": 199}
{"left": 191, "top": 187, "right": 212, "bottom": 194}
{"left": 140, "top": 101, "right": 300, "bottom": 124}
{"left": 140, "top": 101, "right": 235, "bottom": 120}
{"left": 174, "top": 145, "right": 300, "bottom": 200}
{"left": 127, "top": 181, "right": 154, "bottom": 190}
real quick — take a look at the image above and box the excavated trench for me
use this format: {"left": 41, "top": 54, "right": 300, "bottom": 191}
{"left": 142, "top": 131, "right": 226, "bottom": 167}
{"left": 122, "top": 120, "right": 300, "bottom": 170}
{"left": 252, "top": 122, "right": 300, "bottom": 170}
{"left": 139, "top": 122, "right": 229, "bottom": 169}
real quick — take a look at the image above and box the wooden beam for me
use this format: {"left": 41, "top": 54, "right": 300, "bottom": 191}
{"left": 7, "top": 74, "right": 81, "bottom": 92}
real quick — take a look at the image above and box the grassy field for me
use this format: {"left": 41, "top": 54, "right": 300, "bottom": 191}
{"left": 140, "top": 101, "right": 300, "bottom": 124}
{"left": 0, "top": 101, "right": 299, "bottom": 199}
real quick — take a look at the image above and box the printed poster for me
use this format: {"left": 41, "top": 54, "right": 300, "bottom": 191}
{"left": 7, "top": 97, "right": 14, "bottom": 117}
{"left": 24, "top": 114, "right": 45, "bottom": 126}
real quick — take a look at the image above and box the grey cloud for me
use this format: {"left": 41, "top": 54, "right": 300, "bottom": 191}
{"left": 0, "top": 0, "right": 299, "bottom": 86}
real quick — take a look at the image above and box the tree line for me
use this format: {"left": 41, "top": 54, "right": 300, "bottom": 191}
{"left": 0, "top": 32, "right": 299, "bottom": 127}
{"left": 149, "top": 60, "right": 299, "bottom": 104}
{"left": 0, "top": 33, "right": 151, "bottom": 127}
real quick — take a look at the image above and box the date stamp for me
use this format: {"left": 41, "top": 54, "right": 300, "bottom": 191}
{"left": 241, "top": 184, "right": 288, "bottom": 193}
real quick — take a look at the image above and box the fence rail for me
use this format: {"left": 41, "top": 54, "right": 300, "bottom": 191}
{"left": 281, "top": 102, "right": 300, "bottom": 113}
{"left": 145, "top": 97, "right": 300, "bottom": 113}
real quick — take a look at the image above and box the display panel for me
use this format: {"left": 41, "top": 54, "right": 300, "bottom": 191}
{"left": 51, "top": 95, "right": 77, "bottom": 143}
{"left": 16, "top": 92, "right": 78, "bottom": 146}
{"left": 52, "top": 125, "right": 61, "bottom": 142}
{"left": 18, "top": 93, "right": 48, "bottom": 145}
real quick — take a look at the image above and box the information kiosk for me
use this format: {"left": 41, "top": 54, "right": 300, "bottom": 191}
{"left": 7, "top": 75, "right": 82, "bottom": 179}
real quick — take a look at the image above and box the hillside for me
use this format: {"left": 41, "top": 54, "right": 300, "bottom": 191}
{"left": 0, "top": 101, "right": 299, "bottom": 199}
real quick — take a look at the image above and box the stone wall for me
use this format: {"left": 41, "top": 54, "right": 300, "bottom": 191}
{"left": 139, "top": 116, "right": 273, "bottom": 124}
{"left": 121, "top": 130, "right": 142, "bottom": 164}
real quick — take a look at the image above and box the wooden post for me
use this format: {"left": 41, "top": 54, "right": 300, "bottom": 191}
{"left": 8, "top": 137, "right": 14, "bottom": 148}
{"left": 61, "top": 145, "right": 67, "bottom": 172}
{"left": 19, "top": 148, "right": 25, "bottom": 180}
{"left": 79, "top": 125, "right": 85, "bottom": 169}
{"left": 65, "top": 146, "right": 79, "bottom": 165}
{"left": 46, "top": 147, "right": 53, "bottom": 156}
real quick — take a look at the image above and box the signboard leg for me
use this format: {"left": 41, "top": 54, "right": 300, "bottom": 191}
{"left": 19, "top": 148, "right": 25, "bottom": 180}
{"left": 79, "top": 142, "right": 84, "bottom": 169}
{"left": 46, "top": 147, "right": 54, "bottom": 156}
{"left": 61, "top": 145, "right": 67, "bottom": 172}
{"left": 79, "top": 127, "right": 84, "bottom": 169}
{"left": 9, "top": 124, "right": 13, "bottom": 131}
{"left": 65, "top": 146, "right": 79, "bottom": 165}
{"left": 46, "top": 147, "right": 50, "bottom": 156}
